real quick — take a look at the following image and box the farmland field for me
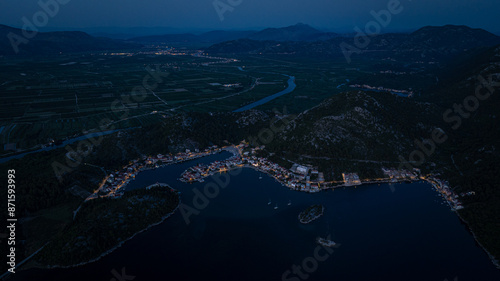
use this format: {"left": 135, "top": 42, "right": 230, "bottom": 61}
{"left": 0, "top": 51, "right": 282, "bottom": 152}
{"left": 0, "top": 48, "right": 436, "bottom": 153}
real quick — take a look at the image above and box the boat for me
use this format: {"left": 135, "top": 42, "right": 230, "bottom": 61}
{"left": 268, "top": 199, "right": 272, "bottom": 205}
{"left": 316, "top": 237, "right": 336, "bottom": 247}
{"left": 259, "top": 174, "right": 263, "bottom": 180}
{"left": 287, "top": 200, "right": 291, "bottom": 206}
{"left": 274, "top": 203, "right": 278, "bottom": 210}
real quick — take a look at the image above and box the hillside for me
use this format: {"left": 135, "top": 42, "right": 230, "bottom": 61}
{"left": 264, "top": 90, "right": 446, "bottom": 179}
{"left": 0, "top": 24, "right": 141, "bottom": 56}
{"left": 260, "top": 45, "right": 500, "bottom": 263}
{"left": 206, "top": 25, "right": 500, "bottom": 62}
{"left": 427, "top": 45, "right": 500, "bottom": 263}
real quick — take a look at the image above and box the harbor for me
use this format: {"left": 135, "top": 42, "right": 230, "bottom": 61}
{"left": 92, "top": 141, "right": 468, "bottom": 213}
{"left": 11, "top": 163, "right": 499, "bottom": 281}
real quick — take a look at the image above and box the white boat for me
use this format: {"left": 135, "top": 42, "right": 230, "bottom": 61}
{"left": 287, "top": 200, "right": 291, "bottom": 206}
{"left": 268, "top": 199, "right": 272, "bottom": 205}
{"left": 274, "top": 203, "right": 278, "bottom": 210}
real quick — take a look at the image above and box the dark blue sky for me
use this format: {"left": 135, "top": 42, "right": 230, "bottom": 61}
{"left": 1, "top": 0, "right": 499, "bottom": 34}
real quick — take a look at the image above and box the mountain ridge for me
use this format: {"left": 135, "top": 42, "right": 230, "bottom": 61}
{"left": 205, "top": 24, "right": 500, "bottom": 61}
{"left": 129, "top": 23, "right": 339, "bottom": 44}
{"left": 0, "top": 24, "right": 141, "bottom": 56}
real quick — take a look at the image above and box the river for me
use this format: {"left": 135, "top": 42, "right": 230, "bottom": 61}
{"left": 233, "top": 75, "right": 296, "bottom": 112}
{"left": 0, "top": 129, "right": 132, "bottom": 164}
{"left": 9, "top": 151, "right": 500, "bottom": 281}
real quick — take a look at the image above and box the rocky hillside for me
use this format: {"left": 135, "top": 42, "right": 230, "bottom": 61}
{"left": 268, "top": 90, "right": 443, "bottom": 162}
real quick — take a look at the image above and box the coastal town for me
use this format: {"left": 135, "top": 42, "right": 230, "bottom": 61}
{"left": 86, "top": 145, "right": 223, "bottom": 200}
{"left": 425, "top": 176, "right": 465, "bottom": 211}
{"left": 88, "top": 141, "right": 470, "bottom": 212}
{"left": 179, "top": 142, "right": 421, "bottom": 193}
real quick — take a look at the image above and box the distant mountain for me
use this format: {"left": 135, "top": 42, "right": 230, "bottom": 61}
{"left": 246, "top": 23, "right": 339, "bottom": 41}
{"left": 90, "top": 32, "right": 143, "bottom": 40}
{"left": 0, "top": 24, "right": 141, "bottom": 56}
{"left": 197, "top": 30, "right": 256, "bottom": 43}
{"left": 130, "top": 30, "right": 255, "bottom": 44}
{"left": 203, "top": 39, "right": 281, "bottom": 54}
{"left": 38, "top": 26, "right": 190, "bottom": 38}
{"left": 397, "top": 25, "right": 500, "bottom": 55}
{"left": 206, "top": 25, "right": 500, "bottom": 62}
{"left": 129, "top": 33, "right": 199, "bottom": 43}
{"left": 129, "top": 24, "right": 339, "bottom": 45}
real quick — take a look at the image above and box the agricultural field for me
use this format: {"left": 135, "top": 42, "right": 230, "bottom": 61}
{"left": 0, "top": 48, "right": 436, "bottom": 154}
{"left": 0, "top": 51, "right": 285, "bottom": 152}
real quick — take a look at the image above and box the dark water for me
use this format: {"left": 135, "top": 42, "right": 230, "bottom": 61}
{"left": 10, "top": 152, "right": 500, "bottom": 281}
{"left": 233, "top": 76, "right": 296, "bottom": 112}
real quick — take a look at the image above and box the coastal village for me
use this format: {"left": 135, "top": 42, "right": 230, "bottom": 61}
{"left": 425, "top": 176, "right": 465, "bottom": 211}
{"left": 86, "top": 145, "right": 223, "bottom": 200}
{"left": 88, "top": 141, "right": 470, "bottom": 212}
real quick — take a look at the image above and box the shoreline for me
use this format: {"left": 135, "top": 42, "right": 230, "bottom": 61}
{"left": 420, "top": 178, "right": 499, "bottom": 268}
{"left": 28, "top": 145, "right": 499, "bottom": 272}
{"left": 177, "top": 157, "right": 500, "bottom": 269}
{"left": 88, "top": 148, "right": 225, "bottom": 200}
{"left": 40, "top": 200, "right": 181, "bottom": 270}
{"left": 455, "top": 211, "right": 500, "bottom": 270}
{"left": 183, "top": 162, "right": 421, "bottom": 193}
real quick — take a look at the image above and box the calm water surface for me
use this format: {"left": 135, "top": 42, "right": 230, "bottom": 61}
{"left": 233, "top": 76, "right": 296, "bottom": 112}
{"left": 11, "top": 152, "right": 500, "bottom": 281}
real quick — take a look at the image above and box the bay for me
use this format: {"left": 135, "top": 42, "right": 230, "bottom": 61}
{"left": 10, "top": 152, "right": 500, "bottom": 281}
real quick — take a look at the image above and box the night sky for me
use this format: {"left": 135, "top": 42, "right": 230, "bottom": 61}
{"left": 0, "top": 0, "right": 499, "bottom": 33}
